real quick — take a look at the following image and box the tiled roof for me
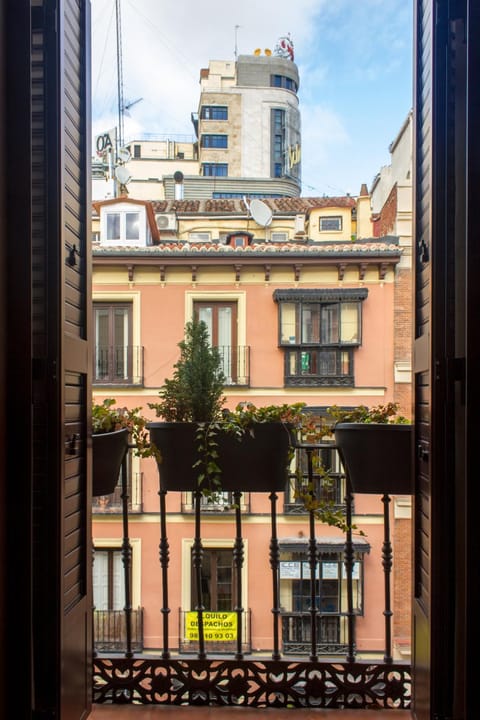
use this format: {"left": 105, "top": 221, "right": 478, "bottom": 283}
{"left": 150, "top": 196, "right": 356, "bottom": 215}
{"left": 93, "top": 240, "right": 401, "bottom": 257}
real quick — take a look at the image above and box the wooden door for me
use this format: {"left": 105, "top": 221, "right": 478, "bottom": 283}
{"left": 194, "top": 301, "right": 238, "bottom": 382}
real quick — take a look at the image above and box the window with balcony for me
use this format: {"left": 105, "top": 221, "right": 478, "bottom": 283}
{"left": 200, "top": 134, "right": 228, "bottom": 148}
{"left": 92, "top": 545, "right": 143, "bottom": 653}
{"left": 93, "top": 547, "right": 126, "bottom": 611}
{"left": 202, "top": 163, "right": 228, "bottom": 177}
{"left": 285, "top": 443, "right": 346, "bottom": 514}
{"left": 274, "top": 289, "right": 367, "bottom": 386}
{"left": 194, "top": 301, "right": 249, "bottom": 385}
{"left": 200, "top": 105, "right": 228, "bottom": 120}
{"left": 93, "top": 302, "right": 143, "bottom": 385}
{"left": 279, "top": 542, "right": 368, "bottom": 655}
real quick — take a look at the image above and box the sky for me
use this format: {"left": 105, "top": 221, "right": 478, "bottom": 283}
{"left": 91, "top": 0, "right": 413, "bottom": 198}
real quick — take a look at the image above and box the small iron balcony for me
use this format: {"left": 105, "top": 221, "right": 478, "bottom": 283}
{"left": 93, "top": 345, "right": 144, "bottom": 385}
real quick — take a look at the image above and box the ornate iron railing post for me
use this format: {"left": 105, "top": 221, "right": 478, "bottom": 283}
{"left": 233, "top": 489, "right": 245, "bottom": 659}
{"left": 344, "top": 471, "right": 356, "bottom": 663}
{"left": 382, "top": 492, "right": 393, "bottom": 663}
{"left": 158, "top": 486, "right": 170, "bottom": 659}
{"left": 269, "top": 490, "right": 281, "bottom": 660}
{"left": 305, "top": 447, "right": 319, "bottom": 661}
{"left": 120, "top": 452, "right": 133, "bottom": 658}
{"left": 193, "top": 487, "right": 206, "bottom": 659}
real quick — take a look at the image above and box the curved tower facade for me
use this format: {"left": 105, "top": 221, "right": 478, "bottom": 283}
{"left": 196, "top": 50, "right": 301, "bottom": 196}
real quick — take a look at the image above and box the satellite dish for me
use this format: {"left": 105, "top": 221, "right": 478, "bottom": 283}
{"left": 115, "top": 165, "right": 131, "bottom": 185}
{"left": 118, "top": 147, "right": 131, "bottom": 163}
{"left": 249, "top": 199, "right": 273, "bottom": 227}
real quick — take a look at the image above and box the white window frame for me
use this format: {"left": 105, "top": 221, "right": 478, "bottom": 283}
{"left": 270, "top": 231, "right": 288, "bottom": 242}
{"left": 100, "top": 203, "right": 148, "bottom": 246}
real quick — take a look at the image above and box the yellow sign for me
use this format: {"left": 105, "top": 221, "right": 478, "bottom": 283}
{"left": 185, "top": 611, "right": 237, "bottom": 642}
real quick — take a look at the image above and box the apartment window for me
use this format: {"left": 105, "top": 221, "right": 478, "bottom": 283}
{"left": 271, "top": 74, "right": 298, "bottom": 92}
{"left": 273, "top": 289, "right": 367, "bottom": 386}
{"left": 200, "top": 134, "right": 228, "bottom": 148}
{"left": 319, "top": 216, "right": 343, "bottom": 232}
{"left": 133, "top": 144, "right": 141, "bottom": 158}
{"left": 191, "top": 548, "right": 235, "bottom": 611}
{"left": 285, "top": 444, "right": 345, "bottom": 512}
{"left": 93, "top": 548, "right": 126, "bottom": 611}
{"left": 93, "top": 302, "right": 133, "bottom": 384}
{"left": 188, "top": 232, "right": 211, "bottom": 242}
{"left": 200, "top": 105, "right": 228, "bottom": 120}
{"left": 271, "top": 108, "right": 286, "bottom": 178}
{"left": 270, "top": 231, "right": 288, "bottom": 242}
{"left": 105, "top": 210, "right": 140, "bottom": 242}
{"left": 202, "top": 163, "right": 228, "bottom": 177}
{"left": 279, "top": 553, "right": 363, "bottom": 613}
{"left": 194, "top": 301, "right": 239, "bottom": 383}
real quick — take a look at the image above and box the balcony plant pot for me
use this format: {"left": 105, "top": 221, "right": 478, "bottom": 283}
{"left": 334, "top": 422, "right": 413, "bottom": 495}
{"left": 92, "top": 427, "right": 130, "bottom": 497}
{"left": 147, "top": 420, "right": 293, "bottom": 493}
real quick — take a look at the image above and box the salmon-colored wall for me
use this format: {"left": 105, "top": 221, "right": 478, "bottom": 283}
{"left": 92, "top": 249, "right": 409, "bottom": 658}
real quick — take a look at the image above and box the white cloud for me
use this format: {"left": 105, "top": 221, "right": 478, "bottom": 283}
{"left": 91, "top": 0, "right": 412, "bottom": 198}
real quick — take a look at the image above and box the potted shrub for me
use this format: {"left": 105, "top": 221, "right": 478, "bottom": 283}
{"left": 147, "top": 319, "right": 304, "bottom": 495}
{"left": 329, "top": 402, "right": 413, "bottom": 495}
{"left": 92, "top": 398, "right": 158, "bottom": 497}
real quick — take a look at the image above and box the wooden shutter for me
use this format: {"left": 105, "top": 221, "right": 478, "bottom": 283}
{"left": 413, "top": 1, "right": 480, "bottom": 718}
{"left": 30, "top": 1, "right": 92, "bottom": 718}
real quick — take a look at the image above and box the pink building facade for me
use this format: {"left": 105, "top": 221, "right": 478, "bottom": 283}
{"left": 91, "top": 194, "right": 412, "bottom": 659}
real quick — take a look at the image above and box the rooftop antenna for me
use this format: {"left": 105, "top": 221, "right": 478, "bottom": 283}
{"left": 115, "top": 0, "right": 124, "bottom": 154}
{"left": 234, "top": 25, "right": 241, "bottom": 60}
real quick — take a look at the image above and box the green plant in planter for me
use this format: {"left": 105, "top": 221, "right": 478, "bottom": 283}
{"left": 91, "top": 398, "right": 160, "bottom": 497}
{"left": 328, "top": 402, "right": 413, "bottom": 495}
{"left": 147, "top": 321, "right": 352, "bottom": 531}
{"left": 147, "top": 320, "right": 306, "bottom": 498}
{"left": 327, "top": 401, "right": 410, "bottom": 425}
{"left": 92, "top": 397, "right": 159, "bottom": 460}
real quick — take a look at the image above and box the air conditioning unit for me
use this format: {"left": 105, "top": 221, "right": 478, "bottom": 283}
{"left": 294, "top": 214, "right": 306, "bottom": 234}
{"left": 155, "top": 213, "right": 177, "bottom": 231}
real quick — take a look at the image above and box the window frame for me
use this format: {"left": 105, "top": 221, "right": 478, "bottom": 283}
{"left": 202, "top": 162, "right": 228, "bottom": 177}
{"left": 273, "top": 289, "right": 367, "bottom": 387}
{"left": 93, "top": 300, "right": 144, "bottom": 386}
{"left": 200, "top": 134, "right": 228, "bottom": 149}
{"left": 200, "top": 105, "right": 228, "bottom": 120}
{"left": 319, "top": 216, "right": 343, "bottom": 232}
{"left": 100, "top": 203, "right": 147, "bottom": 246}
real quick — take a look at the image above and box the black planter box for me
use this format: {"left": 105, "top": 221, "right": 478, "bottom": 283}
{"left": 147, "top": 421, "right": 293, "bottom": 493}
{"left": 92, "top": 427, "right": 130, "bottom": 497}
{"left": 334, "top": 423, "right": 413, "bottom": 495}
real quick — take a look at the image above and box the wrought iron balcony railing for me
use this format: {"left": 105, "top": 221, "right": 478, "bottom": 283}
{"left": 93, "top": 443, "right": 412, "bottom": 710}
{"left": 92, "top": 471, "right": 143, "bottom": 514}
{"left": 93, "top": 607, "right": 144, "bottom": 653}
{"left": 93, "top": 344, "right": 144, "bottom": 385}
{"left": 216, "top": 345, "right": 250, "bottom": 386}
{"left": 281, "top": 612, "right": 349, "bottom": 655}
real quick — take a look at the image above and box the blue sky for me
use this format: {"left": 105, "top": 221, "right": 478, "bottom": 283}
{"left": 91, "top": 0, "right": 413, "bottom": 197}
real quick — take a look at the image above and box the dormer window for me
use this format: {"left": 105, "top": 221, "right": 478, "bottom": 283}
{"left": 100, "top": 203, "right": 149, "bottom": 246}
{"left": 226, "top": 232, "right": 253, "bottom": 248}
{"left": 106, "top": 212, "right": 140, "bottom": 241}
